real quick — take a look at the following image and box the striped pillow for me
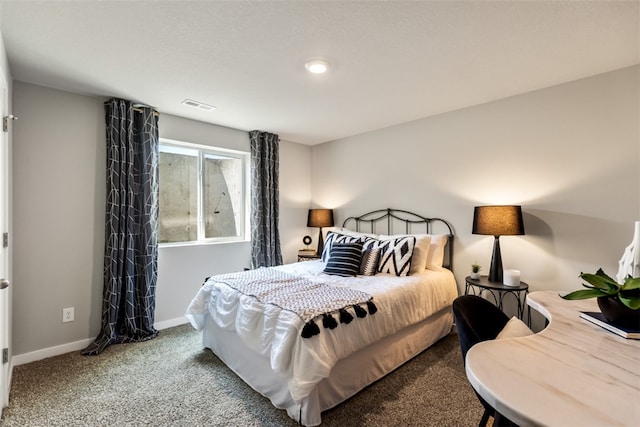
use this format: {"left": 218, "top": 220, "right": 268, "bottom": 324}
{"left": 324, "top": 242, "right": 364, "bottom": 277}
{"left": 359, "top": 247, "right": 381, "bottom": 276}
{"left": 321, "top": 232, "right": 363, "bottom": 262}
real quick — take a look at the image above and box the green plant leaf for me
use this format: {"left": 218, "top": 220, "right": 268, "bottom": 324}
{"left": 595, "top": 268, "right": 616, "bottom": 281}
{"left": 579, "top": 272, "right": 619, "bottom": 291}
{"left": 561, "top": 289, "right": 607, "bottom": 300}
{"left": 621, "top": 277, "right": 640, "bottom": 291}
{"left": 618, "top": 295, "right": 640, "bottom": 310}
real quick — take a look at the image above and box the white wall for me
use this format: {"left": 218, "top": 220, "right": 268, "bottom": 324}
{"left": 278, "top": 139, "right": 313, "bottom": 264}
{"left": 11, "top": 83, "right": 311, "bottom": 355}
{"left": 12, "top": 82, "right": 105, "bottom": 356}
{"left": 312, "top": 66, "right": 639, "bottom": 300}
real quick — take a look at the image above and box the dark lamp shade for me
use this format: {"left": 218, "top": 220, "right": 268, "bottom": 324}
{"left": 307, "top": 209, "right": 334, "bottom": 228}
{"left": 472, "top": 206, "right": 525, "bottom": 236}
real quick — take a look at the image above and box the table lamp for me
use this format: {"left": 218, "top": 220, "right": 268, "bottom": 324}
{"left": 472, "top": 205, "right": 525, "bottom": 283}
{"left": 307, "top": 208, "right": 334, "bottom": 255}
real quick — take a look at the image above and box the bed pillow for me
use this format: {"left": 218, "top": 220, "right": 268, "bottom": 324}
{"left": 323, "top": 242, "right": 364, "bottom": 277}
{"left": 321, "top": 232, "right": 363, "bottom": 262}
{"left": 425, "top": 234, "right": 448, "bottom": 271}
{"left": 359, "top": 247, "right": 381, "bottom": 276}
{"left": 377, "top": 236, "right": 416, "bottom": 277}
{"left": 379, "top": 234, "right": 431, "bottom": 275}
{"left": 361, "top": 235, "right": 382, "bottom": 251}
{"left": 496, "top": 316, "right": 534, "bottom": 339}
{"left": 333, "top": 227, "right": 379, "bottom": 240}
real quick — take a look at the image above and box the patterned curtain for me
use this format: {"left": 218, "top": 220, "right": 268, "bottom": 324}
{"left": 249, "top": 130, "right": 283, "bottom": 268}
{"left": 82, "top": 99, "right": 159, "bottom": 355}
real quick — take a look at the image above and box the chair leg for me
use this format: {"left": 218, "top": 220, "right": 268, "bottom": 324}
{"left": 494, "top": 410, "right": 519, "bottom": 427}
{"left": 478, "top": 409, "right": 491, "bottom": 427}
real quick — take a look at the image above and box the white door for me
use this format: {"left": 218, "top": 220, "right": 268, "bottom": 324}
{"left": 0, "top": 74, "right": 10, "bottom": 416}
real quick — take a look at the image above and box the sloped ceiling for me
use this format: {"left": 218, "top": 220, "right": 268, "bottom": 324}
{"left": 0, "top": 0, "right": 638, "bottom": 145}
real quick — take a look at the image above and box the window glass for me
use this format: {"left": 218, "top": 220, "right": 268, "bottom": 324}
{"left": 158, "top": 140, "right": 248, "bottom": 245}
{"left": 203, "top": 154, "right": 242, "bottom": 239}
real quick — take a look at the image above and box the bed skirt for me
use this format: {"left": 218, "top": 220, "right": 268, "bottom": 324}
{"left": 202, "top": 307, "right": 453, "bottom": 426}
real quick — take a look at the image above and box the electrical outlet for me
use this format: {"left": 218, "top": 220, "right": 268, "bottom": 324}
{"left": 62, "top": 307, "right": 74, "bottom": 323}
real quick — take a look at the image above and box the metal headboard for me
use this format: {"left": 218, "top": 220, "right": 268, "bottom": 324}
{"left": 342, "top": 208, "right": 455, "bottom": 270}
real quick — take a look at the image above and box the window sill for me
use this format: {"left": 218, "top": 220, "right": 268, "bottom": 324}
{"left": 159, "top": 239, "right": 249, "bottom": 249}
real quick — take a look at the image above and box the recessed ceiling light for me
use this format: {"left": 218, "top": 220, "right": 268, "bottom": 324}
{"left": 181, "top": 99, "right": 216, "bottom": 111}
{"left": 305, "top": 59, "right": 330, "bottom": 74}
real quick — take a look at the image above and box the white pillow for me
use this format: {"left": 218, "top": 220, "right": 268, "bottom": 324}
{"left": 425, "top": 234, "right": 448, "bottom": 271}
{"left": 379, "top": 233, "right": 431, "bottom": 275}
{"left": 496, "top": 316, "right": 534, "bottom": 339}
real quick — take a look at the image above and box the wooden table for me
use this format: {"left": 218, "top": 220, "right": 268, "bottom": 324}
{"left": 465, "top": 291, "right": 640, "bottom": 426}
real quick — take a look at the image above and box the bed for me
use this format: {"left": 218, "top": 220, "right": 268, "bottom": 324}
{"left": 186, "top": 208, "right": 457, "bottom": 426}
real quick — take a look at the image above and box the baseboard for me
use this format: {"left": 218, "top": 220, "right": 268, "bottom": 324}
{"left": 155, "top": 316, "right": 188, "bottom": 330}
{"left": 11, "top": 316, "right": 189, "bottom": 367}
{"left": 12, "top": 337, "right": 94, "bottom": 366}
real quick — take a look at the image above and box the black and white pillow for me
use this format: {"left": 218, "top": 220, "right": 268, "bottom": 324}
{"left": 324, "top": 242, "right": 364, "bottom": 277}
{"left": 321, "top": 232, "right": 363, "bottom": 262}
{"left": 361, "top": 236, "right": 381, "bottom": 251}
{"left": 377, "top": 236, "right": 416, "bottom": 277}
{"left": 359, "top": 247, "right": 381, "bottom": 276}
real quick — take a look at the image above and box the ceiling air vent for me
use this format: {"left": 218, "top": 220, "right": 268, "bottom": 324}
{"left": 181, "top": 99, "right": 216, "bottom": 111}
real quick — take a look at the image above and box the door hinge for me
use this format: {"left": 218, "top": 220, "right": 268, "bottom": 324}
{"left": 2, "top": 115, "right": 17, "bottom": 132}
{"left": 2, "top": 232, "right": 7, "bottom": 248}
{"left": 2, "top": 348, "right": 7, "bottom": 364}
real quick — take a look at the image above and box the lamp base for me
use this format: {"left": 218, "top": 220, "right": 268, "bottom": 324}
{"left": 488, "top": 236, "right": 503, "bottom": 283}
{"left": 317, "top": 228, "right": 325, "bottom": 256}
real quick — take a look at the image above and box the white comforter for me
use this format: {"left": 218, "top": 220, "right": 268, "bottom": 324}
{"left": 185, "top": 261, "right": 457, "bottom": 403}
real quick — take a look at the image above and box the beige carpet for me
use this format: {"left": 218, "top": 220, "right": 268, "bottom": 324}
{"left": 1, "top": 324, "right": 483, "bottom": 426}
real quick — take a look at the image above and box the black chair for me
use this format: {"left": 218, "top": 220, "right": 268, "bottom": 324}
{"left": 452, "top": 295, "right": 518, "bottom": 427}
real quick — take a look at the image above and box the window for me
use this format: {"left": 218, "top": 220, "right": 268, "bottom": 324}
{"left": 158, "top": 139, "right": 249, "bottom": 245}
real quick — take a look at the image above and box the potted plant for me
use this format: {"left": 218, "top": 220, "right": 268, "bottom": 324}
{"left": 562, "top": 268, "right": 640, "bottom": 329}
{"left": 470, "top": 262, "right": 482, "bottom": 280}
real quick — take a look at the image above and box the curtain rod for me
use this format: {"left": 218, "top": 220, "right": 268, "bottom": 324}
{"left": 132, "top": 107, "right": 159, "bottom": 117}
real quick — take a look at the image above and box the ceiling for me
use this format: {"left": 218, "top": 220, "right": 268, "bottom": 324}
{"left": 0, "top": 1, "right": 638, "bottom": 145}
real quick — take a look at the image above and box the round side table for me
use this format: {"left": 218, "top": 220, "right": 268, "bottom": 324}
{"left": 464, "top": 275, "right": 530, "bottom": 325}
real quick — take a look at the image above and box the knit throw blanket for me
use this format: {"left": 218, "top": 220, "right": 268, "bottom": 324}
{"left": 209, "top": 268, "right": 377, "bottom": 338}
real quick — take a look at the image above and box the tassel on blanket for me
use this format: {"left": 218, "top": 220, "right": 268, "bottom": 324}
{"left": 301, "top": 320, "right": 320, "bottom": 338}
{"left": 353, "top": 304, "right": 368, "bottom": 318}
{"left": 339, "top": 308, "right": 353, "bottom": 324}
{"left": 322, "top": 313, "right": 338, "bottom": 329}
{"left": 367, "top": 300, "right": 378, "bottom": 315}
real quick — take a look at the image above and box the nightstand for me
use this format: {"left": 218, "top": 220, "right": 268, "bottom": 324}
{"left": 464, "top": 275, "right": 530, "bottom": 325}
{"left": 298, "top": 252, "right": 321, "bottom": 262}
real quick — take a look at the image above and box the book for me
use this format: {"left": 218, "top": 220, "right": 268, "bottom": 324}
{"left": 579, "top": 311, "right": 640, "bottom": 339}
{"left": 298, "top": 249, "right": 317, "bottom": 256}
